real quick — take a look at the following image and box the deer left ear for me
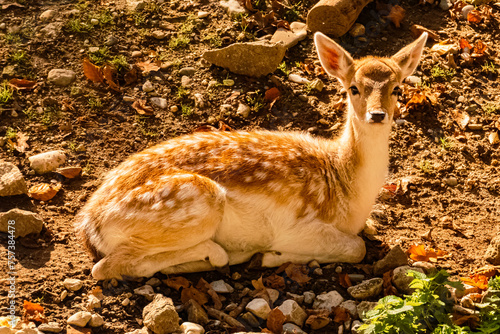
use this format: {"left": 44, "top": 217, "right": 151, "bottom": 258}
{"left": 391, "top": 32, "right": 428, "bottom": 79}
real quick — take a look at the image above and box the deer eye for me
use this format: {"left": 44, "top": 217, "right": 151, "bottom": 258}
{"left": 392, "top": 86, "right": 402, "bottom": 96}
{"left": 349, "top": 86, "right": 359, "bottom": 95}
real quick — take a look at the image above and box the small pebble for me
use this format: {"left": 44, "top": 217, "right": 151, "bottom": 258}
{"left": 131, "top": 50, "right": 142, "bottom": 57}
{"left": 198, "top": 11, "right": 210, "bottom": 18}
{"left": 90, "top": 18, "right": 99, "bottom": 25}
{"left": 444, "top": 177, "right": 458, "bottom": 187}
{"left": 143, "top": 80, "right": 154, "bottom": 92}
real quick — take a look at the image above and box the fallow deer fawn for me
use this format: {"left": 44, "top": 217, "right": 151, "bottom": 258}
{"left": 75, "top": 32, "right": 428, "bottom": 280}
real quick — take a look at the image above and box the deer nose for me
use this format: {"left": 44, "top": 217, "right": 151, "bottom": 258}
{"left": 369, "top": 111, "right": 386, "bottom": 123}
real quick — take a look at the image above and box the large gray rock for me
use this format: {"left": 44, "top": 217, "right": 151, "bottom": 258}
{"left": 485, "top": 234, "right": 500, "bottom": 265}
{"left": 143, "top": 294, "right": 180, "bottom": 334}
{"left": 47, "top": 69, "right": 76, "bottom": 86}
{"left": 203, "top": 40, "right": 286, "bottom": 77}
{"left": 270, "top": 25, "right": 307, "bottom": 49}
{"left": 373, "top": 245, "right": 408, "bottom": 276}
{"left": 219, "top": 0, "right": 247, "bottom": 17}
{"left": 348, "top": 278, "right": 383, "bottom": 300}
{"left": 0, "top": 161, "right": 27, "bottom": 196}
{"left": 0, "top": 209, "right": 43, "bottom": 237}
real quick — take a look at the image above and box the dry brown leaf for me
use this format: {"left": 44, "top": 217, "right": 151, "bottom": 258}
{"left": 181, "top": 286, "right": 209, "bottom": 305}
{"left": 472, "top": 40, "right": 487, "bottom": 58}
{"left": 266, "top": 308, "right": 286, "bottom": 334}
{"left": 338, "top": 273, "right": 352, "bottom": 288}
{"left": 56, "top": 167, "right": 82, "bottom": 179}
{"left": 264, "top": 273, "right": 286, "bottom": 290}
{"left": 386, "top": 5, "right": 405, "bottom": 28}
{"left": 9, "top": 78, "right": 37, "bottom": 91}
{"left": 264, "top": 87, "right": 280, "bottom": 102}
{"left": 196, "top": 278, "right": 222, "bottom": 310}
{"left": 467, "top": 9, "right": 483, "bottom": 24}
{"left": 164, "top": 276, "right": 191, "bottom": 291}
{"left": 332, "top": 307, "right": 350, "bottom": 323}
{"left": 14, "top": 132, "right": 29, "bottom": 153}
{"left": 473, "top": 265, "right": 499, "bottom": 277}
{"left": 407, "top": 244, "right": 448, "bottom": 263}
{"left": 131, "top": 99, "right": 154, "bottom": 115}
{"left": 124, "top": 66, "right": 139, "bottom": 85}
{"left": 383, "top": 270, "right": 398, "bottom": 296}
{"left": 251, "top": 276, "right": 271, "bottom": 303}
{"left": 409, "top": 24, "right": 439, "bottom": 41}
{"left": 451, "top": 109, "right": 470, "bottom": 130}
{"left": 460, "top": 274, "right": 489, "bottom": 291}
{"left": 102, "top": 65, "right": 121, "bottom": 92}
{"left": 83, "top": 58, "right": 104, "bottom": 83}
{"left": 460, "top": 38, "right": 473, "bottom": 51}
{"left": 28, "top": 183, "right": 61, "bottom": 201}
{"left": 89, "top": 286, "right": 104, "bottom": 301}
{"left": 452, "top": 313, "right": 480, "bottom": 328}
{"left": 284, "top": 263, "right": 311, "bottom": 285}
{"left": 23, "top": 301, "right": 46, "bottom": 323}
{"left": 136, "top": 60, "right": 160, "bottom": 74}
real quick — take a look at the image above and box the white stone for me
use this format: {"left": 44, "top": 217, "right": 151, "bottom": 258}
{"left": 245, "top": 298, "right": 272, "bottom": 319}
{"left": 63, "top": 278, "right": 83, "bottom": 291}
{"left": 152, "top": 30, "right": 167, "bottom": 40}
{"left": 283, "top": 323, "right": 307, "bottom": 334}
{"left": 288, "top": 74, "right": 310, "bottom": 84}
{"left": 180, "top": 322, "right": 204, "bottom": 334}
{"left": 89, "top": 314, "right": 104, "bottom": 327}
{"left": 266, "top": 288, "right": 280, "bottom": 304}
{"left": 134, "top": 285, "right": 155, "bottom": 301}
{"left": 303, "top": 291, "right": 315, "bottom": 304}
{"left": 143, "top": 81, "right": 154, "bottom": 93}
{"left": 67, "top": 311, "right": 92, "bottom": 327}
{"left": 131, "top": 51, "right": 142, "bottom": 57}
{"left": 219, "top": 0, "right": 247, "bottom": 17}
{"left": 489, "top": 132, "right": 499, "bottom": 145}
{"left": 277, "top": 300, "right": 307, "bottom": 327}
{"left": 349, "top": 23, "right": 365, "bottom": 37}
{"left": 29, "top": 150, "right": 66, "bottom": 174}
{"left": 210, "top": 280, "right": 234, "bottom": 293}
{"left": 462, "top": 5, "right": 474, "bottom": 19}
{"left": 340, "top": 300, "right": 358, "bottom": 318}
{"left": 236, "top": 103, "right": 251, "bottom": 118}
{"left": 47, "top": 69, "right": 76, "bottom": 86}
{"left": 150, "top": 97, "right": 167, "bottom": 109}
{"left": 198, "top": 11, "right": 210, "bottom": 19}
{"left": 40, "top": 9, "right": 57, "bottom": 21}
{"left": 313, "top": 291, "right": 344, "bottom": 312}
{"left": 145, "top": 277, "right": 162, "bottom": 287}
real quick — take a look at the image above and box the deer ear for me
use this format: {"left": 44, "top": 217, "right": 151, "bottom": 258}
{"left": 314, "top": 32, "right": 353, "bottom": 84}
{"left": 391, "top": 32, "right": 428, "bottom": 79}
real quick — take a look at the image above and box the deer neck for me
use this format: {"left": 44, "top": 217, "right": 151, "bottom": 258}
{"left": 334, "top": 107, "right": 391, "bottom": 234}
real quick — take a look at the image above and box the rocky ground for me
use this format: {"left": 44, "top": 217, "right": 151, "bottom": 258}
{"left": 1, "top": 0, "right": 500, "bottom": 333}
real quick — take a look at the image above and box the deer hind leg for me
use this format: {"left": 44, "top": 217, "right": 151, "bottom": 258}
{"left": 91, "top": 172, "right": 229, "bottom": 280}
{"left": 261, "top": 220, "right": 366, "bottom": 268}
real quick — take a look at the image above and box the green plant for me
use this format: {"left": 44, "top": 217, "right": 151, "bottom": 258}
{"left": 284, "top": 1, "right": 302, "bottom": 22}
{"left": 176, "top": 86, "right": 190, "bottom": 100}
{"left": 9, "top": 50, "right": 28, "bottom": 65}
{"left": 65, "top": 18, "right": 92, "bottom": 34}
{"left": 481, "top": 62, "right": 497, "bottom": 74}
{"left": 431, "top": 66, "right": 456, "bottom": 80}
{"left": 94, "top": 10, "right": 114, "bottom": 26}
{"left": 246, "top": 92, "right": 264, "bottom": 112}
{"left": 278, "top": 61, "right": 290, "bottom": 76}
{"left": 169, "top": 35, "right": 190, "bottom": 49}
{"left": 5, "top": 127, "right": 17, "bottom": 140}
{"left": 82, "top": 161, "right": 93, "bottom": 175}
{"left": 360, "top": 270, "right": 464, "bottom": 334}
{"left": 483, "top": 103, "right": 500, "bottom": 116}
{"left": 88, "top": 97, "right": 102, "bottom": 110}
{"left": 419, "top": 160, "right": 433, "bottom": 174}
{"left": 440, "top": 137, "right": 453, "bottom": 150}
{"left": 67, "top": 141, "right": 77, "bottom": 152}
{"left": 23, "top": 107, "right": 37, "bottom": 121}
{"left": 4, "top": 33, "right": 21, "bottom": 44}
{"left": 488, "top": 276, "right": 500, "bottom": 290}
{"left": 88, "top": 47, "right": 110, "bottom": 65}
{"left": 203, "top": 33, "right": 222, "bottom": 47}
{"left": 181, "top": 104, "right": 193, "bottom": 118}
{"left": 180, "top": 15, "right": 196, "bottom": 34}
{"left": 0, "top": 82, "right": 13, "bottom": 105}
{"left": 41, "top": 106, "right": 60, "bottom": 126}
{"left": 110, "top": 55, "right": 129, "bottom": 72}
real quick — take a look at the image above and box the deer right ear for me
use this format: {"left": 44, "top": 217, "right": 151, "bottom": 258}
{"left": 314, "top": 32, "right": 354, "bottom": 84}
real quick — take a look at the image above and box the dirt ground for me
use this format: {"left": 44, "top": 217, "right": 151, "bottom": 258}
{"left": 1, "top": 0, "right": 500, "bottom": 333}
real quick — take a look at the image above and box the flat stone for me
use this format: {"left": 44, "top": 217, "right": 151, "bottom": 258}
{"left": 2, "top": 65, "right": 16, "bottom": 77}
{"left": 348, "top": 278, "right": 383, "bottom": 300}
{"left": 489, "top": 132, "right": 499, "bottom": 145}
{"left": 303, "top": 291, "right": 315, "bottom": 305}
{"left": 219, "top": 0, "right": 247, "bottom": 17}
{"left": 150, "top": 97, "right": 167, "bottom": 109}
{"left": 288, "top": 73, "right": 310, "bottom": 84}
{"left": 134, "top": 285, "right": 155, "bottom": 301}
{"left": 237, "top": 103, "right": 251, "bottom": 118}
{"left": 283, "top": 323, "right": 307, "bottom": 334}
{"left": 392, "top": 266, "right": 424, "bottom": 294}
{"left": 143, "top": 294, "right": 180, "bottom": 334}
{"left": 40, "top": 22, "right": 62, "bottom": 38}
{"left": 203, "top": 40, "right": 286, "bottom": 77}
{"left": 132, "top": 51, "right": 142, "bottom": 57}
{"left": 340, "top": 300, "right": 358, "bottom": 318}
{"left": 29, "top": 150, "right": 66, "bottom": 174}
{"left": 143, "top": 80, "right": 154, "bottom": 92}
{"left": 240, "top": 312, "right": 260, "bottom": 327}
{"left": 373, "top": 245, "right": 408, "bottom": 276}
{"left": 180, "top": 322, "right": 204, "bottom": 334}
{"left": 38, "top": 322, "right": 63, "bottom": 333}
{"left": 356, "top": 301, "right": 378, "bottom": 320}
{"left": 181, "top": 76, "right": 191, "bottom": 87}
{"left": 270, "top": 27, "right": 307, "bottom": 49}
{"left": 0, "top": 161, "right": 27, "bottom": 196}
{"left": 179, "top": 67, "right": 196, "bottom": 76}
{"left": 0, "top": 209, "right": 43, "bottom": 237}
{"left": 485, "top": 234, "right": 500, "bottom": 265}
{"left": 313, "top": 290, "right": 344, "bottom": 312}
{"left": 412, "top": 261, "right": 437, "bottom": 275}
{"left": 444, "top": 177, "right": 458, "bottom": 187}
{"left": 63, "top": 278, "right": 83, "bottom": 291}
{"left": 245, "top": 298, "right": 272, "bottom": 319}
{"left": 105, "top": 35, "right": 119, "bottom": 46}
{"left": 198, "top": 11, "right": 210, "bottom": 18}
{"left": 145, "top": 277, "right": 162, "bottom": 287}
{"left": 277, "top": 300, "right": 307, "bottom": 327}
{"left": 151, "top": 30, "right": 167, "bottom": 40}
{"left": 67, "top": 311, "right": 92, "bottom": 327}
{"left": 47, "top": 69, "right": 76, "bottom": 86}
{"left": 210, "top": 280, "right": 234, "bottom": 293}
{"left": 349, "top": 23, "right": 365, "bottom": 37}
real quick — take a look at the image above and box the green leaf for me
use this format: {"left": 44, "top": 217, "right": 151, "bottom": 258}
{"left": 387, "top": 304, "right": 414, "bottom": 315}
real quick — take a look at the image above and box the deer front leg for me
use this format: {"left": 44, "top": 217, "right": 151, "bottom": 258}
{"left": 261, "top": 221, "right": 366, "bottom": 268}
